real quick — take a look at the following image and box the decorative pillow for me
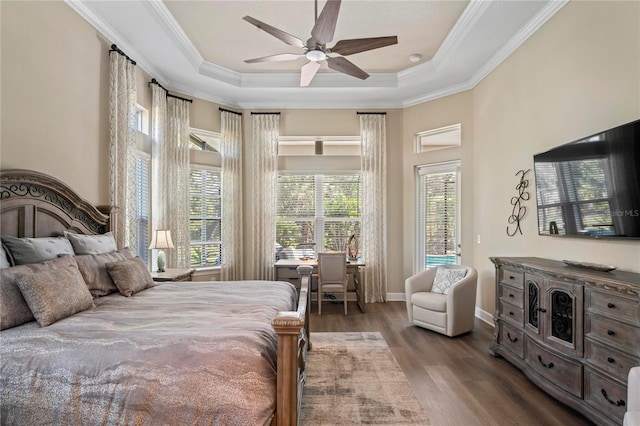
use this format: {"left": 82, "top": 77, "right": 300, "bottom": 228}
{"left": 16, "top": 263, "right": 94, "bottom": 327}
{"left": 0, "top": 255, "right": 79, "bottom": 330}
{"left": 106, "top": 257, "right": 155, "bottom": 297}
{"left": 0, "top": 244, "right": 11, "bottom": 269}
{"left": 75, "top": 248, "right": 134, "bottom": 297}
{"left": 431, "top": 266, "right": 468, "bottom": 295}
{"left": 64, "top": 231, "right": 117, "bottom": 255}
{"left": 1, "top": 235, "right": 74, "bottom": 265}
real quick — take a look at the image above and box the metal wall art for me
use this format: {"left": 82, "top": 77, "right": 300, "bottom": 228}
{"left": 507, "top": 169, "right": 531, "bottom": 236}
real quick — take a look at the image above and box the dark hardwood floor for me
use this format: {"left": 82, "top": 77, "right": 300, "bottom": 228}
{"left": 309, "top": 300, "right": 594, "bottom": 426}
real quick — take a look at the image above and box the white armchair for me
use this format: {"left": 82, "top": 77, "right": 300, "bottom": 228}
{"left": 405, "top": 265, "right": 478, "bottom": 337}
{"left": 625, "top": 366, "right": 640, "bottom": 426}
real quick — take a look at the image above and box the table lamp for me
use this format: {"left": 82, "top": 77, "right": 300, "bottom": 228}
{"left": 149, "top": 229, "right": 174, "bottom": 272}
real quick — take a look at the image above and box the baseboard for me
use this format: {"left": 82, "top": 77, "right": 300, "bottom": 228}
{"left": 475, "top": 307, "right": 494, "bottom": 326}
{"left": 386, "top": 292, "right": 406, "bottom": 302}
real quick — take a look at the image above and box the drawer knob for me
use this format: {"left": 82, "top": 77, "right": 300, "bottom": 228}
{"left": 509, "top": 275, "right": 515, "bottom": 280}
{"left": 507, "top": 332, "right": 518, "bottom": 343}
{"left": 607, "top": 357, "right": 615, "bottom": 364}
{"left": 601, "top": 389, "right": 625, "bottom": 407}
{"left": 607, "top": 330, "right": 615, "bottom": 336}
{"left": 508, "top": 294, "right": 514, "bottom": 298}
{"left": 537, "top": 308, "right": 547, "bottom": 313}
{"left": 607, "top": 303, "right": 615, "bottom": 309}
{"left": 509, "top": 311, "right": 514, "bottom": 316}
{"left": 537, "top": 355, "right": 554, "bottom": 369}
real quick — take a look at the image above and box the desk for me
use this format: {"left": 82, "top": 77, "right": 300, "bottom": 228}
{"left": 275, "top": 259, "right": 366, "bottom": 313}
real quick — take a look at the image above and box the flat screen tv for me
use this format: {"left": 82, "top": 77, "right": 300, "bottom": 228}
{"left": 533, "top": 119, "right": 640, "bottom": 239}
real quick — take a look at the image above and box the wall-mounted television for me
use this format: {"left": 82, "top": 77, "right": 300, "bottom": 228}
{"left": 533, "top": 119, "right": 640, "bottom": 239}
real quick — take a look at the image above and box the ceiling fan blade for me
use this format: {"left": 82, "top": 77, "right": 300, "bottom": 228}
{"left": 245, "top": 53, "right": 304, "bottom": 64}
{"left": 311, "top": 0, "right": 341, "bottom": 45}
{"left": 331, "top": 36, "right": 398, "bottom": 56}
{"left": 300, "top": 61, "right": 321, "bottom": 87}
{"left": 326, "top": 56, "right": 369, "bottom": 80}
{"left": 243, "top": 16, "right": 305, "bottom": 48}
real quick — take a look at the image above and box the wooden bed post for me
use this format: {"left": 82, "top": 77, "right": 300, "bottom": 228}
{"left": 272, "top": 266, "right": 312, "bottom": 426}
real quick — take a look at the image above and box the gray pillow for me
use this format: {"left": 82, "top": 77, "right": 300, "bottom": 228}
{"left": 64, "top": 231, "right": 117, "bottom": 255}
{"left": 75, "top": 248, "right": 134, "bottom": 297}
{"left": 106, "top": 257, "right": 155, "bottom": 297}
{"left": 0, "top": 255, "right": 79, "bottom": 330}
{"left": 1, "top": 235, "right": 74, "bottom": 265}
{"left": 16, "top": 263, "right": 94, "bottom": 327}
{"left": 0, "top": 244, "right": 11, "bottom": 269}
{"left": 431, "top": 266, "right": 467, "bottom": 295}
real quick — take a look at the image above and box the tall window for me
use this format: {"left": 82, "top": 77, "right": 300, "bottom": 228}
{"left": 189, "top": 167, "right": 221, "bottom": 267}
{"left": 135, "top": 153, "right": 151, "bottom": 263}
{"left": 276, "top": 174, "right": 361, "bottom": 258}
{"left": 417, "top": 162, "right": 460, "bottom": 270}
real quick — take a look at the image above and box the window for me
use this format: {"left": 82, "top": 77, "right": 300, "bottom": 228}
{"left": 189, "top": 167, "right": 221, "bottom": 267}
{"left": 276, "top": 174, "right": 361, "bottom": 259}
{"left": 416, "top": 162, "right": 460, "bottom": 270}
{"left": 135, "top": 152, "right": 150, "bottom": 263}
{"left": 415, "top": 123, "right": 461, "bottom": 153}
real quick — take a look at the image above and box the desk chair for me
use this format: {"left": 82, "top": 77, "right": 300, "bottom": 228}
{"left": 317, "top": 253, "right": 348, "bottom": 315}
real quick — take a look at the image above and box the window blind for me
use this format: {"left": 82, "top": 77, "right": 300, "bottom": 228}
{"left": 276, "top": 174, "right": 361, "bottom": 257}
{"left": 189, "top": 167, "right": 222, "bottom": 267}
{"left": 135, "top": 154, "right": 150, "bottom": 263}
{"left": 417, "top": 164, "right": 459, "bottom": 268}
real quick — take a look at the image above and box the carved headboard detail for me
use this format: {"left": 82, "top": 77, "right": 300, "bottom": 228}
{"left": 1, "top": 170, "right": 112, "bottom": 238}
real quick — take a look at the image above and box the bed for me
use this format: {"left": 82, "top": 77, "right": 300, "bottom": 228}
{"left": 0, "top": 169, "right": 311, "bottom": 425}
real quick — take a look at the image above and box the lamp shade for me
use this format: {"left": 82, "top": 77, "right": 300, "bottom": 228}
{"left": 149, "top": 230, "right": 174, "bottom": 250}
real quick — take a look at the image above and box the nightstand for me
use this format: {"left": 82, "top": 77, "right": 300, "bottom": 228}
{"left": 150, "top": 268, "right": 195, "bottom": 282}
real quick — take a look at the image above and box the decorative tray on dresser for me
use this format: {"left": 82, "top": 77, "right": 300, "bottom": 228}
{"left": 489, "top": 257, "right": 640, "bottom": 426}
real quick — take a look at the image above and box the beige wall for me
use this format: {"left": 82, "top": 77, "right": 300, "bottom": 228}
{"left": 471, "top": 0, "right": 640, "bottom": 316}
{"left": 2, "top": 1, "right": 638, "bottom": 312}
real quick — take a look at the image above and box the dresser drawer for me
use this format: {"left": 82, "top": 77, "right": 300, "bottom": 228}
{"left": 586, "top": 314, "right": 640, "bottom": 354}
{"left": 586, "top": 289, "right": 640, "bottom": 325}
{"left": 499, "top": 283, "right": 524, "bottom": 308}
{"left": 499, "top": 268, "right": 523, "bottom": 289}
{"left": 584, "top": 368, "right": 627, "bottom": 424}
{"left": 525, "top": 337, "right": 583, "bottom": 398}
{"left": 498, "top": 322, "right": 524, "bottom": 358}
{"left": 585, "top": 339, "right": 640, "bottom": 382}
{"left": 499, "top": 300, "right": 524, "bottom": 326}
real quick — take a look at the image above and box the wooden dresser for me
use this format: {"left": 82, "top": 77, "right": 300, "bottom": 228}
{"left": 489, "top": 257, "right": 640, "bottom": 426}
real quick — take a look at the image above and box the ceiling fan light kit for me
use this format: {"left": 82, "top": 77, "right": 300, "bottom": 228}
{"left": 243, "top": 0, "right": 398, "bottom": 87}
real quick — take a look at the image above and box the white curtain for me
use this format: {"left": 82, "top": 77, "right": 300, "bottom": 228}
{"left": 360, "top": 114, "right": 388, "bottom": 303}
{"left": 221, "top": 111, "right": 244, "bottom": 280}
{"left": 150, "top": 83, "right": 167, "bottom": 238}
{"left": 108, "top": 52, "right": 137, "bottom": 249}
{"left": 163, "top": 97, "right": 191, "bottom": 269}
{"left": 251, "top": 114, "right": 279, "bottom": 280}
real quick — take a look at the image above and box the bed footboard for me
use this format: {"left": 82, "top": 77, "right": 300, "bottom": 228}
{"left": 272, "top": 266, "right": 312, "bottom": 426}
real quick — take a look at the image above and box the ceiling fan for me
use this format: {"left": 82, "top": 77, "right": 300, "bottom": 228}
{"left": 243, "top": 0, "right": 398, "bottom": 87}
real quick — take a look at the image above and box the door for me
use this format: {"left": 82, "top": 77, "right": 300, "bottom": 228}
{"left": 416, "top": 161, "right": 461, "bottom": 270}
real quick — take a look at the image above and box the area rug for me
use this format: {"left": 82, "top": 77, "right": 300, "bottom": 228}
{"left": 300, "top": 332, "right": 429, "bottom": 425}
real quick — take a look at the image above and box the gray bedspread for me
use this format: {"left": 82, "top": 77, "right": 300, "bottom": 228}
{"left": 0, "top": 280, "right": 297, "bottom": 426}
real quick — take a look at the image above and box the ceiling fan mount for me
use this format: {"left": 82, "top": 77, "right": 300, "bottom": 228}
{"left": 243, "top": 0, "right": 398, "bottom": 87}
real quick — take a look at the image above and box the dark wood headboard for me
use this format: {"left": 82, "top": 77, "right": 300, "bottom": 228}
{"left": 1, "top": 170, "right": 112, "bottom": 238}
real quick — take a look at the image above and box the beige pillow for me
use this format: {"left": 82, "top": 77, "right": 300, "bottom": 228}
{"left": 106, "top": 257, "right": 155, "bottom": 297}
{"left": 75, "top": 248, "right": 134, "bottom": 297}
{"left": 16, "top": 263, "right": 95, "bottom": 327}
{"left": 0, "top": 255, "right": 78, "bottom": 330}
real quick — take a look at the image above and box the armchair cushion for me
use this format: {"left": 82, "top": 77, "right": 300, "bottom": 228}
{"left": 432, "top": 266, "right": 467, "bottom": 295}
{"left": 411, "top": 292, "right": 446, "bottom": 312}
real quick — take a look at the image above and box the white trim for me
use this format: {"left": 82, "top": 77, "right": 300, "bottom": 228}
{"left": 386, "top": 292, "right": 406, "bottom": 302}
{"left": 475, "top": 307, "right": 495, "bottom": 327}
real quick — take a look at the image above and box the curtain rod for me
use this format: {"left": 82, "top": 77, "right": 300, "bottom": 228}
{"left": 148, "top": 79, "right": 192, "bottom": 103}
{"left": 167, "top": 93, "right": 193, "bottom": 103}
{"left": 219, "top": 107, "right": 242, "bottom": 116}
{"left": 251, "top": 112, "right": 281, "bottom": 115}
{"left": 109, "top": 44, "right": 136, "bottom": 66}
{"left": 357, "top": 112, "right": 386, "bottom": 115}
